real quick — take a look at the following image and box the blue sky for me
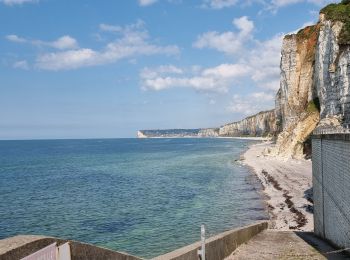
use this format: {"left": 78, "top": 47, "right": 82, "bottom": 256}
{"left": 0, "top": 0, "right": 336, "bottom": 139}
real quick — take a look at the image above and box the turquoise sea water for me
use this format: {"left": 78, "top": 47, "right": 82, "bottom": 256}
{"left": 0, "top": 138, "right": 267, "bottom": 258}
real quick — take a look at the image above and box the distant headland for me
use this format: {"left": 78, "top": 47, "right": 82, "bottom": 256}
{"left": 139, "top": 1, "right": 350, "bottom": 159}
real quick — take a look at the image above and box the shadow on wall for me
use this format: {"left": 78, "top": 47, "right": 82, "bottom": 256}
{"left": 295, "top": 232, "right": 350, "bottom": 258}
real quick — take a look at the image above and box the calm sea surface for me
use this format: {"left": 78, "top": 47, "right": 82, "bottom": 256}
{"left": 0, "top": 138, "right": 267, "bottom": 258}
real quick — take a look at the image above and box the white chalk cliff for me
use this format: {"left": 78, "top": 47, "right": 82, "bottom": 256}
{"left": 138, "top": 2, "right": 350, "bottom": 159}
{"left": 219, "top": 110, "right": 277, "bottom": 137}
{"left": 274, "top": 2, "right": 350, "bottom": 158}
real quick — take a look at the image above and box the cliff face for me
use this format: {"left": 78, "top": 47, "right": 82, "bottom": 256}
{"left": 276, "top": 26, "right": 319, "bottom": 130}
{"left": 273, "top": 4, "right": 350, "bottom": 158}
{"left": 137, "top": 131, "right": 147, "bottom": 138}
{"left": 273, "top": 25, "right": 321, "bottom": 158}
{"left": 198, "top": 128, "right": 219, "bottom": 137}
{"left": 315, "top": 14, "right": 350, "bottom": 125}
{"left": 219, "top": 110, "right": 277, "bottom": 137}
{"left": 138, "top": 111, "right": 275, "bottom": 138}
{"left": 137, "top": 128, "right": 219, "bottom": 138}
{"left": 137, "top": 129, "right": 202, "bottom": 138}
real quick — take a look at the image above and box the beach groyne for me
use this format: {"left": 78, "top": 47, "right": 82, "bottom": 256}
{"left": 312, "top": 132, "right": 350, "bottom": 253}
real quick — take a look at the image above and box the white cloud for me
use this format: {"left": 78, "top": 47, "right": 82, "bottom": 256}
{"left": 266, "top": 0, "right": 334, "bottom": 11}
{"left": 140, "top": 63, "right": 250, "bottom": 92}
{"left": 143, "top": 77, "right": 217, "bottom": 91}
{"left": 193, "top": 17, "right": 283, "bottom": 91}
{"left": 1, "top": 0, "right": 37, "bottom": 5}
{"left": 138, "top": 0, "right": 158, "bottom": 6}
{"left": 99, "top": 24, "right": 122, "bottom": 33}
{"left": 193, "top": 16, "right": 254, "bottom": 55}
{"left": 301, "top": 21, "right": 315, "bottom": 28}
{"left": 142, "top": 16, "right": 283, "bottom": 94}
{"left": 250, "top": 92, "right": 274, "bottom": 100}
{"left": 13, "top": 60, "right": 29, "bottom": 70}
{"left": 36, "top": 49, "right": 97, "bottom": 70}
{"left": 269, "top": 0, "right": 303, "bottom": 7}
{"left": 140, "top": 65, "right": 183, "bottom": 79}
{"left": 5, "top": 34, "right": 78, "bottom": 50}
{"left": 35, "top": 22, "right": 179, "bottom": 70}
{"left": 248, "top": 34, "right": 283, "bottom": 90}
{"left": 5, "top": 34, "right": 26, "bottom": 43}
{"left": 50, "top": 36, "right": 78, "bottom": 50}
{"left": 261, "top": 80, "right": 280, "bottom": 90}
{"left": 201, "top": 0, "right": 334, "bottom": 11}
{"left": 286, "top": 21, "right": 316, "bottom": 35}
{"left": 193, "top": 31, "right": 242, "bottom": 54}
{"left": 201, "top": 0, "right": 239, "bottom": 9}
{"left": 233, "top": 16, "right": 254, "bottom": 37}
{"left": 227, "top": 92, "right": 274, "bottom": 115}
{"left": 202, "top": 63, "right": 251, "bottom": 78}
{"left": 269, "top": 0, "right": 332, "bottom": 8}
{"left": 100, "top": 20, "right": 145, "bottom": 33}
{"left": 138, "top": 0, "right": 182, "bottom": 6}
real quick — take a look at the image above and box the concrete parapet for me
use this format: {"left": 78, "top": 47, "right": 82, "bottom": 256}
{"left": 0, "top": 221, "right": 268, "bottom": 260}
{"left": 153, "top": 221, "right": 268, "bottom": 260}
{"left": 0, "top": 235, "right": 142, "bottom": 260}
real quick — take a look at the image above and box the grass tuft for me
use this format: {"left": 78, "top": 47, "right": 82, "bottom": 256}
{"left": 307, "top": 98, "right": 320, "bottom": 113}
{"left": 320, "top": 2, "right": 350, "bottom": 45}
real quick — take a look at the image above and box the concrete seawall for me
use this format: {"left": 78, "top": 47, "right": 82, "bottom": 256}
{"left": 153, "top": 221, "right": 268, "bottom": 260}
{"left": 0, "top": 235, "right": 142, "bottom": 260}
{"left": 0, "top": 221, "right": 268, "bottom": 260}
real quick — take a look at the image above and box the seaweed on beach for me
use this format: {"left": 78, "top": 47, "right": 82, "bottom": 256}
{"left": 262, "top": 169, "right": 308, "bottom": 229}
{"left": 289, "top": 207, "right": 308, "bottom": 229}
{"left": 262, "top": 170, "right": 282, "bottom": 191}
{"left": 283, "top": 191, "right": 308, "bottom": 229}
{"left": 284, "top": 192, "right": 293, "bottom": 208}
{"left": 268, "top": 204, "right": 275, "bottom": 210}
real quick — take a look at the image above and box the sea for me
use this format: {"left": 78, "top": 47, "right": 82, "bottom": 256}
{"left": 0, "top": 138, "right": 268, "bottom": 258}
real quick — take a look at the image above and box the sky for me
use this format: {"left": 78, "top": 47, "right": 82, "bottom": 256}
{"left": 0, "top": 0, "right": 337, "bottom": 139}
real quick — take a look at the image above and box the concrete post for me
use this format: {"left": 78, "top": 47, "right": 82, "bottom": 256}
{"left": 201, "top": 225, "right": 206, "bottom": 260}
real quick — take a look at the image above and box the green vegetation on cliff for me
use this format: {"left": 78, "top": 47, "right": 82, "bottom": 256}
{"left": 307, "top": 98, "right": 321, "bottom": 113}
{"left": 320, "top": 1, "right": 350, "bottom": 45}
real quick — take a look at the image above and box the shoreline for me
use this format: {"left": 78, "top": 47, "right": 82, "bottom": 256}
{"left": 138, "top": 136, "right": 272, "bottom": 140}
{"left": 217, "top": 136, "right": 271, "bottom": 140}
{"left": 241, "top": 142, "right": 313, "bottom": 231}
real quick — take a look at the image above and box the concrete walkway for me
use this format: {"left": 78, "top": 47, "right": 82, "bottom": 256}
{"left": 225, "top": 230, "right": 350, "bottom": 260}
